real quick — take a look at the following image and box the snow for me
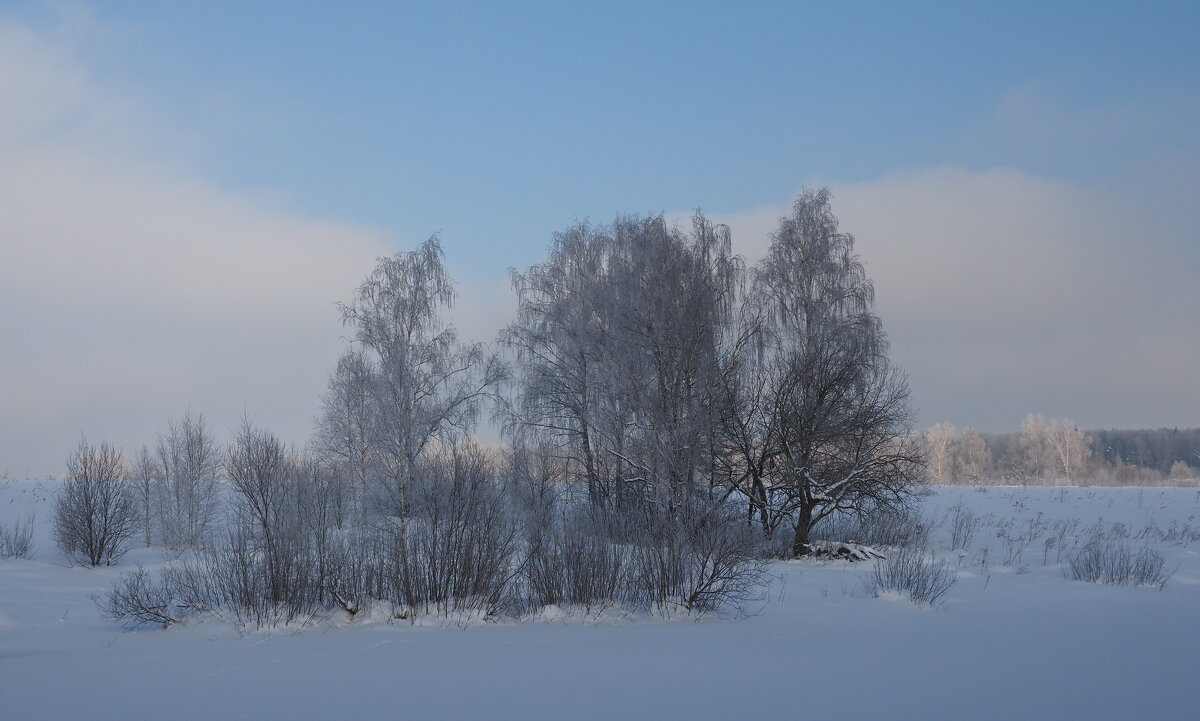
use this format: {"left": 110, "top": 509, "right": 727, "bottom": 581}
{"left": 2, "top": 481, "right": 1198, "bottom": 720}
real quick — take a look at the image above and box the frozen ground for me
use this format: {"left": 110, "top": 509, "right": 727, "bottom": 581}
{"left": 2, "top": 481, "right": 1198, "bottom": 720}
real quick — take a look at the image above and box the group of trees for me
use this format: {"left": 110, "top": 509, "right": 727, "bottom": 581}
{"left": 921, "top": 416, "right": 1200, "bottom": 485}
{"left": 63, "top": 189, "right": 924, "bottom": 622}
{"left": 53, "top": 412, "right": 235, "bottom": 566}
{"left": 495, "top": 190, "right": 920, "bottom": 556}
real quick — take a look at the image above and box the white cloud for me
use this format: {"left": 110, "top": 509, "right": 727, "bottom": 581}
{"left": 0, "top": 15, "right": 392, "bottom": 476}
{"left": 3, "top": 13, "right": 1195, "bottom": 477}
{"left": 706, "top": 167, "right": 1200, "bottom": 432}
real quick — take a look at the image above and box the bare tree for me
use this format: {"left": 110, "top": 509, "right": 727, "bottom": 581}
{"left": 923, "top": 423, "right": 956, "bottom": 483}
{"left": 227, "top": 419, "right": 310, "bottom": 607}
{"left": 227, "top": 420, "right": 294, "bottom": 553}
{"left": 337, "top": 237, "right": 508, "bottom": 516}
{"left": 131, "top": 445, "right": 158, "bottom": 548}
{"left": 714, "top": 321, "right": 786, "bottom": 536}
{"left": 502, "top": 222, "right": 616, "bottom": 505}
{"left": 154, "top": 410, "right": 223, "bottom": 550}
{"left": 1018, "top": 413, "right": 1051, "bottom": 481}
{"left": 313, "top": 348, "right": 374, "bottom": 516}
{"left": 53, "top": 438, "right": 139, "bottom": 566}
{"left": 603, "top": 214, "right": 741, "bottom": 511}
{"left": 953, "top": 427, "right": 991, "bottom": 483}
{"left": 504, "top": 214, "right": 741, "bottom": 512}
{"left": 742, "top": 189, "right": 922, "bottom": 556}
{"left": 1047, "top": 418, "right": 1090, "bottom": 483}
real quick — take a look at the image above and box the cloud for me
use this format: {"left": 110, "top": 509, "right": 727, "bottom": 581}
{"left": 3, "top": 12, "right": 1195, "bottom": 477}
{"left": 0, "top": 15, "right": 393, "bottom": 476}
{"left": 706, "top": 167, "right": 1200, "bottom": 432}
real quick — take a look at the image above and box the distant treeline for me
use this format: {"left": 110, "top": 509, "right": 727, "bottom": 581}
{"left": 1083, "top": 428, "right": 1200, "bottom": 473}
{"left": 924, "top": 417, "right": 1200, "bottom": 485}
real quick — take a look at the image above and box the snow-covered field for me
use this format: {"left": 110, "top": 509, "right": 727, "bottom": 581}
{"left": 2, "top": 481, "right": 1198, "bottom": 720}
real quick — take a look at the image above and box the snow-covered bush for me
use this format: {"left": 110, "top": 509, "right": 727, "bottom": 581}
{"left": 1065, "top": 541, "right": 1173, "bottom": 589}
{"left": 865, "top": 546, "right": 956, "bottom": 606}
{"left": 0, "top": 516, "right": 35, "bottom": 559}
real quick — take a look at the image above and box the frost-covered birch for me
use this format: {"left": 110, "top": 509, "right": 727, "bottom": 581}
{"left": 337, "top": 237, "right": 507, "bottom": 516}
{"left": 154, "top": 410, "right": 222, "bottom": 550}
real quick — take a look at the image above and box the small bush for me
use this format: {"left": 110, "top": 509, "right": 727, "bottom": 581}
{"left": 945, "top": 503, "right": 979, "bottom": 550}
{"left": 98, "top": 565, "right": 183, "bottom": 629}
{"left": 673, "top": 510, "right": 769, "bottom": 613}
{"left": 518, "top": 489, "right": 768, "bottom": 615}
{"left": 524, "top": 514, "right": 627, "bottom": 610}
{"left": 0, "top": 516, "right": 35, "bottom": 560}
{"left": 372, "top": 455, "right": 523, "bottom": 618}
{"left": 865, "top": 546, "right": 956, "bottom": 606}
{"left": 1065, "top": 541, "right": 1174, "bottom": 589}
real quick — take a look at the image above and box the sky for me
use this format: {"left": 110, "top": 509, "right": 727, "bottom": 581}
{"left": 1, "top": 1, "right": 1197, "bottom": 477}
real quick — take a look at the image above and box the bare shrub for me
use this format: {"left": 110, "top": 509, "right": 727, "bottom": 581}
{"left": 674, "top": 509, "right": 770, "bottom": 612}
{"left": 53, "top": 439, "right": 139, "bottom": 566}
{"left": 1065, "top": 541, "right": 1174, "bottom": 589}
{"left": 158, "top": 436, "right": 356, "bottom": 628}
{"left": 524, "top": 512, "right": 627, "bottom": 611}
{"left": 363, "top": 444, "right": 522, "bottom": 618}
{"left": 0, "top": 516, "right": 35, "bottom": 559}
{"left": 945, "top": 503, "right": 980, "bottom": 550}
{"left": 622, "top": 500, "right": 769, "bottom": 614}
{"left": 865, "top": 546, "right": 956, "bottom": 606}
{"left": 103, "top": 424, "right": 369, "bottom": 629}
{"left": 519, "top": 485, "right": 768, "bottom": 615}
{"left": 191, "top": 528, "right": 328, "bottom": 627}
{"left": 98, "top": 565, "right": 183, "bottom": 629}
{"left": 101, "top": 435, "right": 771, "bottom": 629}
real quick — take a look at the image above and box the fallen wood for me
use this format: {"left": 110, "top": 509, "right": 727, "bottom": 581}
{"left": 802, "top": 541, "right": 885, "bottom": 561}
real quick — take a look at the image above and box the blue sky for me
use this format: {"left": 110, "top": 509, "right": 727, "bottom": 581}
{"left": 13, "top": 1, "right": 1198, "bottom": 271}
{"left": 1, "top": 1, "right": 1198, "bottom": 475}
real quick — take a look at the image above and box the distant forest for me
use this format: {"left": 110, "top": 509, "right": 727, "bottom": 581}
{"left": 924, "top": 417, "right": 1200, "bottom": 485}
{"left": 1080, "top": 428, "right": 1200, "bottom": 472}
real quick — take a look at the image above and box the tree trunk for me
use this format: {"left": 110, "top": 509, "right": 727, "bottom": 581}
{"left": 581, "top": 427, "right": 599, "bottom": 507}
{"left": 754, "top": 477, "right": 770, "bottom": 537}
{"left": 792, "top": 509, "right": 814, "bottom": 557}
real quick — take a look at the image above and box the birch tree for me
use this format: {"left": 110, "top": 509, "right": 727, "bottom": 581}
{"left": 502, "top": 222, "right": 616, "bottom": 504}
{"left": 953, "top": 427, "right": 991, "bottom": 483}
{"left": 154, "top": 410, "right": 222, "bottom": 550}
{"left": 131, "top": 445, "right": 158, "bottom": 548}
{"left": 924, "top": 423, "right": 956, "bottom": 483}
{"left": 504, "top": 214, "right": 741, "bottom": 512}
{"left": 604, "top": 214, "right": 741, "bottom": 510}
{"left": 314, "top": 348, "right": 375, "bottom": 513}
{"left": 1047, "top": 418, "right": 1090, "bottom": 483}
{"left": 337, "top": 237, "right": 508, "bottom": 515}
